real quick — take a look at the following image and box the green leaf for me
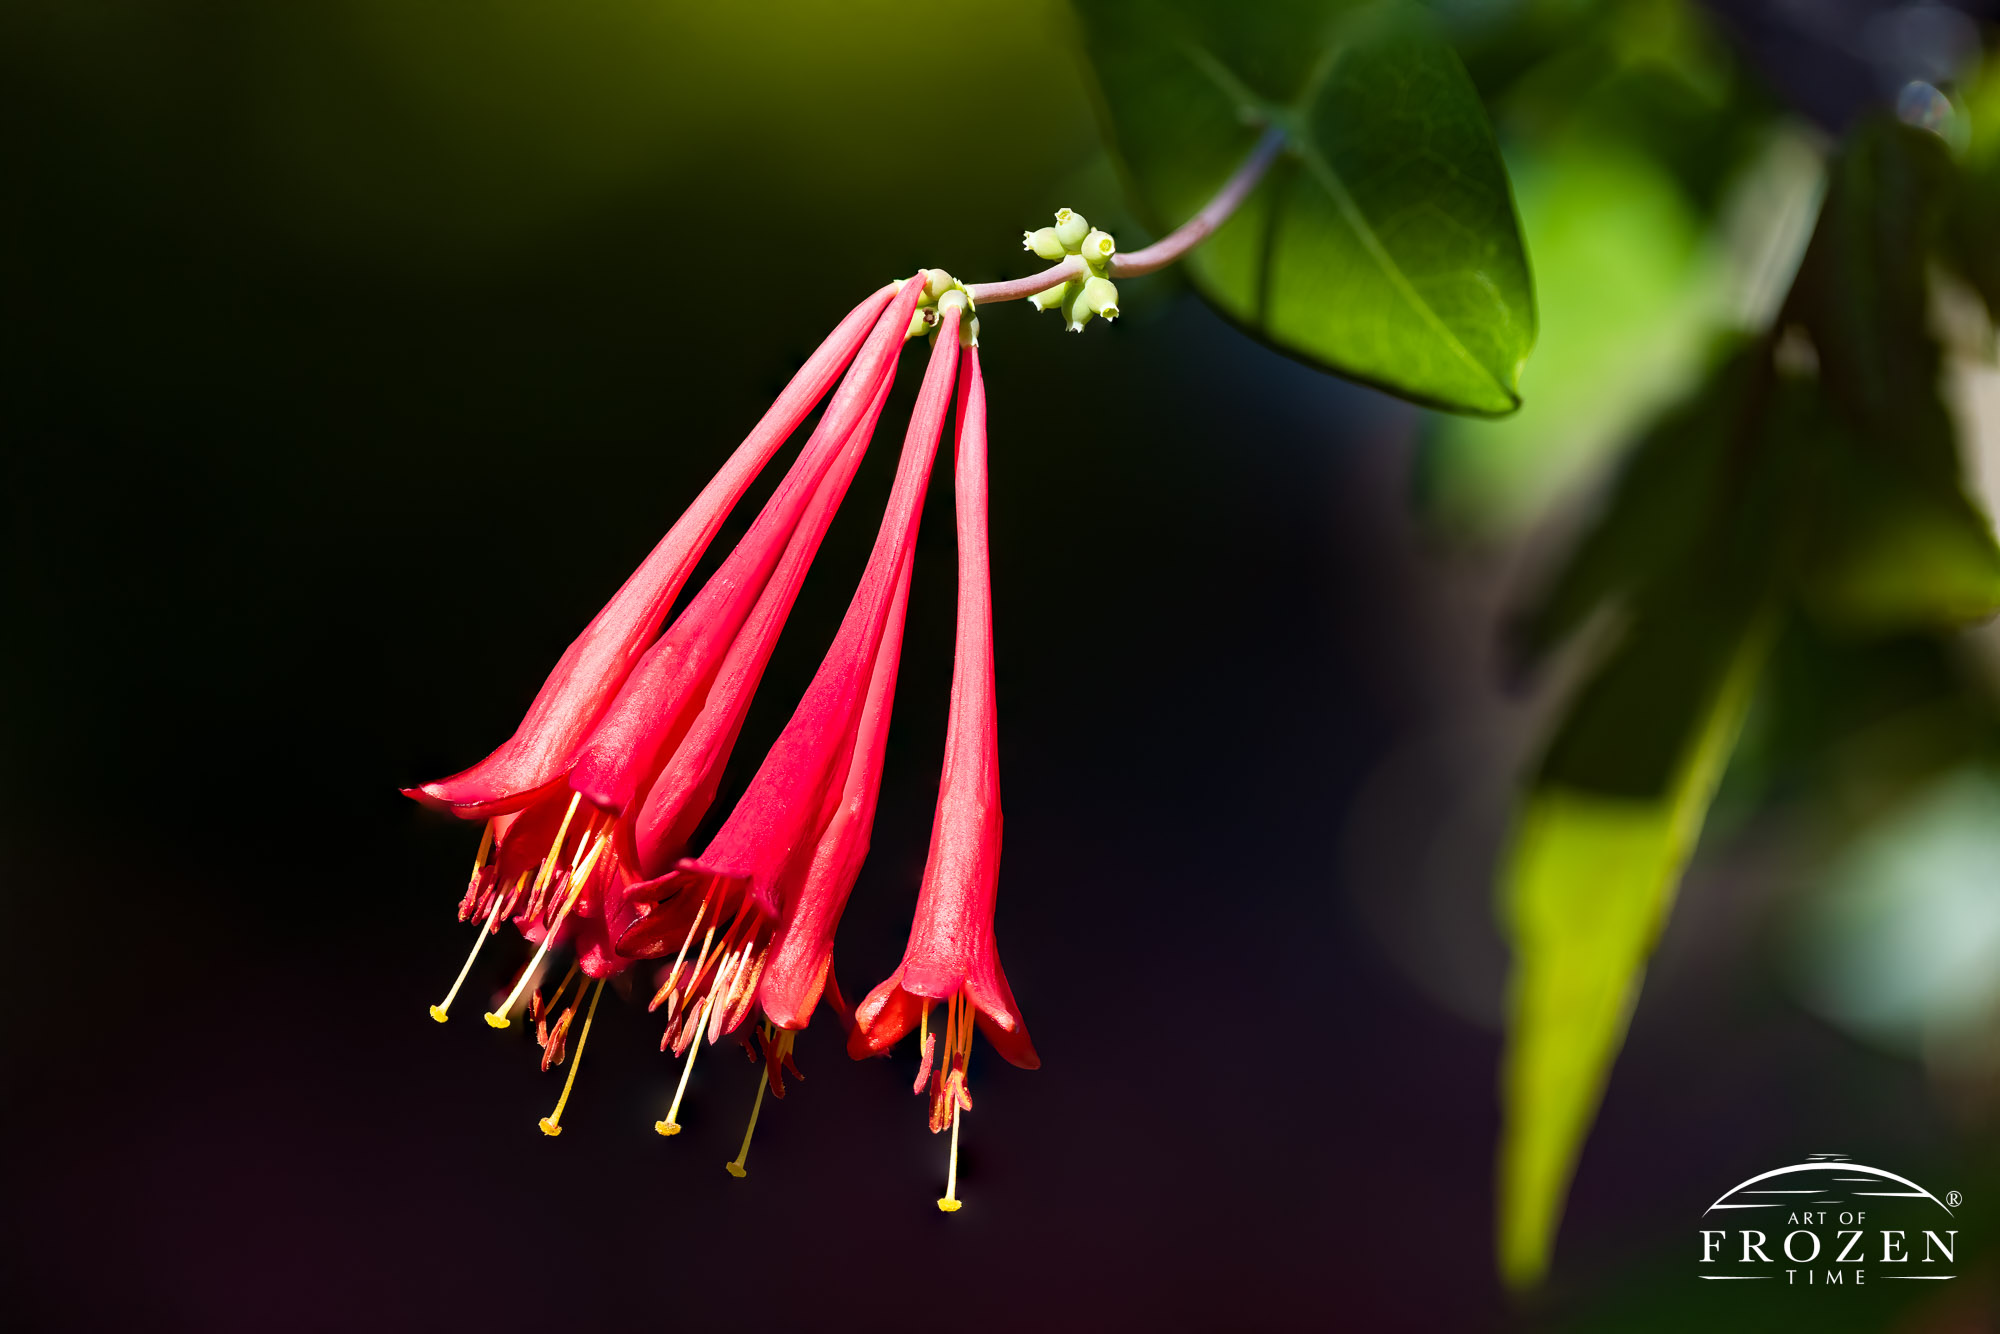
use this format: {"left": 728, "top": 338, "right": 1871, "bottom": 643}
{"left": 1943, "top": 60, "right": 2000, "bottom": 322}
{"left": 1496, "top": 370, "right": 1808, "bottom": 1288}
{"left": 1073, "top": 0, "right": 1536, "bottom": 415}
{"left": 1802, "top": 417, "right": 2000, "bottom": 629}
{"left": 1790, "top": 117, "right": 2000, "bottom": 629}
{"left": 1791, "top": 120, "right": 1956, "bottom": 478}
{"left": 1510, "top": 338, "right": 1760, "bottom": 668}
{"left": 1498, "top": 614, "right": 1768, "bottom": 1289}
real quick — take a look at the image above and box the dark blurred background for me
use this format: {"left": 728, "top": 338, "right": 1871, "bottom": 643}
{"left": 5, "top": 2, "right": 2000, "bottom": 1330}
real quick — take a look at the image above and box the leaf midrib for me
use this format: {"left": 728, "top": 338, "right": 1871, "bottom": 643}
{"left": 1181, "top": 35, "right": 1515, "bottom": 408}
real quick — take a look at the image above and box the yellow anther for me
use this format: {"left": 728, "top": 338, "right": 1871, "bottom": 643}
{"left": 430, "top": 889, "right": 506, "bottom": 1023}
{"left": 656, "top": 993, "right": 714, "bottom": 1136}
{"left": 724, "top": 1066, "right": 769, "bottom": 1179}
{"left": 538, "top": 976, "right": 604, "bottom": 1137}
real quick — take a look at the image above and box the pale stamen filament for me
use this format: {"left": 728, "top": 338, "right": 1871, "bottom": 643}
{"left": 938, "top": 1104, "right": 964, "bottom": 1213}
{"left": 539, "top": 961, "right": 581, "bottom": 1021}
{"left": 724, "top": 1034, "right": 771, "bottom": 1178}
{"left": 537, "top": 976, "right": 606, "bottom": 1137}
{"left": 431, "top": 888, "right": 506, "bottom": 1022}
{"left": 708, "top": 941, "right": 758, "bottom": 1045}
{"left": 656, "top": 992, "right": 716, "bottom": 1136}
{"left": 470, "top": 819, "right": 495, "bottom": 881}
{"left": 653, "top": 890, "right": 713, "bottom": 1012}
{"left": 530, "top": 792, "right": 585, "bottom": 904}
{"left": 486, "top": 826, "right": 608, "bottom": 1028}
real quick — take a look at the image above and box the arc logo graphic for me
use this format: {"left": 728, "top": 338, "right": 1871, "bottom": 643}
{"left": 1698, "top": 1154, "right": 1959, "bottom": 1287}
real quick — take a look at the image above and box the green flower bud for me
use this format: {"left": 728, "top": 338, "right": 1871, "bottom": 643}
{"left": 923, "top": 268, "right": 958, "bottom": 302}
{"left": 906, "top": 307, "right": 939, "bottom": 340}
{"left": 1023, "top": 227, "right": 1066, "bottom": 261}
{"left": 1053, "top": 208, "right": 1090, "bottom": 251}
{"left": 1060, "top": 278, "right": 1094, "bottom": 333}
{"left": 1081, "top": 275, "right": 1120, "bottom": 320}
{"left": 937, "top": 289, "right": 970, "bottom": 317}
{"left": 1028, "top": 283, "right": 1066, "bottom": 313}
{"left": 961, "top": 314, "right": 980, "bottom": 349}
{"left": 1081, "top": 228, "right": 1116, "bottom": 272}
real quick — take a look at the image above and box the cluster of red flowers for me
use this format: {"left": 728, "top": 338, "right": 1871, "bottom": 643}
{"left": 410, "top": 273, "right": 1034, "bottom": 1208}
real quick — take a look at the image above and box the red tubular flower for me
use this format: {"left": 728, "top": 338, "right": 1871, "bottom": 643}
{"left": 405, "top": 282, "right": 901, "bottom": 819}
{"left": 422, "top": 281, "right": 921, "bottom": 1007}
{"left": 618, "top": 305, "right": 966, "bottom": 1087}
{"left": 417, "top": 283, "right": 929, "bottom": 1144}
{"left": 567, "top": 278, "right": 925, "bottom": 835}
{"left": 848, "top": 344, "right": 1036, "bottom": 1212}
{"left": 622, "top": 362, "right": 898, "bottom": 881}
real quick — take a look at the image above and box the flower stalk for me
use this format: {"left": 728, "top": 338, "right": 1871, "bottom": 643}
{"left": 965, "top": 124, "right": 1286, "bottom": 305}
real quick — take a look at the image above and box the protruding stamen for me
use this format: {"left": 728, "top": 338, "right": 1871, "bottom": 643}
{"left": 936, "top": 1103, "right": 964, "bottom": 1213}
{"left": 708, "top": 941, "right": 757, "bottom": 1045}
{"left": 532, "top": 791, "right": 584, "bottom": 897}
{"left": 538, "top": 976, "right": 604, "bottom": 1137}
{"left": 430, "top": 889, "right": 506, "bottom": 1023}
{"left": 486, "top": 826, "right": 607, "bottom": 1028}
{"left": 723, "top": 1056, "right": 769, "bottom": 1178}
{"left": 656, "top": 993, "right": 714, "bottom": 1136}
{"left": 651, "top": 890, "right": 714, "bottom": 1013}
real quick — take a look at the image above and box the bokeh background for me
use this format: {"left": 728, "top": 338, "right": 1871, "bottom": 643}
{"left": 6, "top": 1, "right": 2000, "bottom": 1329}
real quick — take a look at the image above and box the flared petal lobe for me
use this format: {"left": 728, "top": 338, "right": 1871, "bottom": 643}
{"left": 850, "top": 346, "right": 1037, "bottom": 1069}
{"left": 406, "top": 283, "right": 901, "bottom": 818}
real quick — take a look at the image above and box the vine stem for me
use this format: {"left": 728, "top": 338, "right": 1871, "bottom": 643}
{"left": 963, "top": 125, "right": 1287, "bottom": 306}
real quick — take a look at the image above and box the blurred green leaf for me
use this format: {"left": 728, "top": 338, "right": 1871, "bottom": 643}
{"left": 1498, "top": 366, "right": 1809, "bottom": 1286}
{"left": 1074, "top": 0, "right": 1536, "bottom": 415}
{"left": 1802, "top": 418, "right": 2000, "bottom": 629}
{"left": 1498, "top": 614, "right": 1767, "bottom": 1288}
{"left": 1511, "top": 338, "right": 1759, "bottom": 664}
{"left": 1420, "top": 140, "right": 1721, "bottom": 530}
{"left": 1497, "top": 113, "right": 2000, "bottom": 1288}
{"left": 1943, "top": 59, "right": 2000, "bottom": 322}
{"left": 1791, "top": 119, "right": 2000, "bottom": 628}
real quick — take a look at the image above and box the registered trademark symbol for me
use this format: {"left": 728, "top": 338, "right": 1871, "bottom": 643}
{"left": 1947, "top": 1191, "right": 1963, "bottom": 1208}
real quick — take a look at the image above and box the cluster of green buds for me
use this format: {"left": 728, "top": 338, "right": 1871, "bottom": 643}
{"left": 1023, "top": 208, "right": 1119, "bottom": 333}
{"left": 905, "top": 268, "right": 978, "bottom": 348}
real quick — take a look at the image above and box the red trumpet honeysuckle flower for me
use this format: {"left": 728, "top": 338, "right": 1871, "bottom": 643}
{"left": 619, "top": 303, "right": 968, "bottom": 1155}
{"left": 848, "top": 342, "right": 1036, "bottom": 1212}
{"left": 420, "top": 280, "right": 922, "bottom": 1015}
{"left": 408, "top": 139, "right": 1289, "bottom": 1203}
{"left": 404, "top": 281, "right": 902, "bottom": 820}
